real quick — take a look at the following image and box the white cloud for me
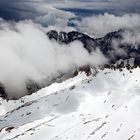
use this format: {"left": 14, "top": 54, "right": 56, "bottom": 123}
{"left": 75, "top": 13, "right": 140, "bottom": 37}
{"left": 34, "top": 7, "right": 75, "bottom": 27}
{"left": 121, "top": 30, "right": 140, "bottom": 45}
{"left": 0, "top": 19, "right": 107, "bottom": 99}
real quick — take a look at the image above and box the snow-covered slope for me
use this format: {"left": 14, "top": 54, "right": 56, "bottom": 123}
{"left": 0, "top": 68, "right": 140, "bottom": 140}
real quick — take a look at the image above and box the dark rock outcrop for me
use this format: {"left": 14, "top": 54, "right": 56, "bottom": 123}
{"left": 74, "top": 65, "right": 92, "bottom": 76}
{"left": 0, "top": 83, "right": 7, "bottom": 99}
{"left": 47, "top": 30, "right": 97, "bottom": 52}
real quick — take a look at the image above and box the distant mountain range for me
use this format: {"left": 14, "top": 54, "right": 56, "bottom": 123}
{"left": 47, "top": 29, "right": 140, "bottom": 64}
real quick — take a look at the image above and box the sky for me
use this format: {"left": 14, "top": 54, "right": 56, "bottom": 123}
{"left": 0, "top": 0, "right": 139, "bottom": 20}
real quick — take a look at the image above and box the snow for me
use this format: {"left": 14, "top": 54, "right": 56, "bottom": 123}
{"left": 0, "top": 68, "right": 140, "bottom": 140}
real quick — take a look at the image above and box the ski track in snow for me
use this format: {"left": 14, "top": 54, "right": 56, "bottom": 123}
{"left": 0, "top": 68, "right": 140, "bottom": 140}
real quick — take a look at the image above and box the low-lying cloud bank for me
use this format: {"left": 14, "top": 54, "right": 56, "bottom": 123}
{"left": 75, "top": 13, "right": 140, "bottom": 37}
{"left": 0, "top": 12, "right": 140, "bottom": 99}
{"left": 0, "top": 19, "right": 107, "bottom": 99}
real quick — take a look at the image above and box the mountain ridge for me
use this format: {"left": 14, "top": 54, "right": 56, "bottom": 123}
{"left": 47, "top": 29, "right": 140, "bottom": 64}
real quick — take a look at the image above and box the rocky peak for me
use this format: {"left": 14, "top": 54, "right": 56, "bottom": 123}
{"left": 47, "top": 29, "right": 140, "bottom": 65}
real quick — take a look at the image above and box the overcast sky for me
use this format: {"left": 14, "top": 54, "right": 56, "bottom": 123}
{"left": 0, "top": 0, "right": 139, "bottom": 20}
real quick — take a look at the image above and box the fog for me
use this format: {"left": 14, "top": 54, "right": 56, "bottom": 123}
{"left": 76, "top": 13, "right": 140, "bottom": 37}
{"left": 0, "top": 19, "right": 107, "bottom": 99}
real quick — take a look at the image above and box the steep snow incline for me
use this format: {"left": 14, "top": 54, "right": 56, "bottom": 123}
{"left": 0, "top": 68, "right": 140, "bottom": 140}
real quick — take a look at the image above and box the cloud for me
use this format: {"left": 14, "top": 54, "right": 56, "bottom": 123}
{"left": 121, "top": 30, "right": 140, "bottom": 45}
{"left": 43, "top": 0, "right": 140, "bottom": 15}
{"left": 0, "top": 0, "right": 139, "bottom": 22}
{"left": 0, "top": 19, "right": 107, "bottom": 99}
{"left": 0, "top": 0, "right": 75, "bottom": 23}
{"left": 34, "top": 8, "right": 75, "bottom": 27}
{"left": 75, "top": 13, "right": 140, "bottom": 37}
